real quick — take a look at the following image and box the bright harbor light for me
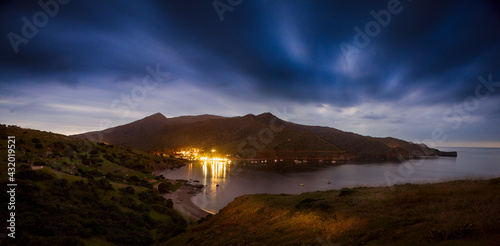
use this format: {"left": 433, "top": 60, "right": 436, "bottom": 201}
{"left": 199, "top": 156, "right": 230, "bottom": 162}
{"left": 200, "top": 155, "right": 232, "bottom": 187}
{"left": 171, "top": 148, "right": 232, "bottom": 185}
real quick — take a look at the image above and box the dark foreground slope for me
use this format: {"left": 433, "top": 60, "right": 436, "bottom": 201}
{"left": 1, "top": 124, "right": 185, "bottom": 174}
{"left": 72, "top": 113, "right": 454, "bottom": 161}
{"left": 0, "top": 125, "right": 188, "bottom": 245}
{"left": 167, "top": 179, "right": 500, "bottom": 246}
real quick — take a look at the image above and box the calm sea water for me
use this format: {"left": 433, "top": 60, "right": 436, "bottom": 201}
{"left": 162, "top": 147, "right": 500, "bottom": 213}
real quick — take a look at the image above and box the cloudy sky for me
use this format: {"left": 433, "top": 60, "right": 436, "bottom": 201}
{"left": 1, "top": 0, "right": 500, "bottom": 147}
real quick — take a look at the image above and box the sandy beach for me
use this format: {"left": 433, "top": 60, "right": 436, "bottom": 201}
{"left": 162, "top": 184, "right": 212, "bottom": 222}
{"left": 154, "top": 167, "right": 213, "bottom": 222}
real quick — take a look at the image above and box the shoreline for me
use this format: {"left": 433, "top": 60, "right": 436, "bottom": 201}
{"left": 162, "top": 183, "right": 211, "bottom": 222}
{"left": 153, "top": 167, "right": 212, "bottom": 222}
{"left": 151, "top": 167, "right": 175, "bottom": 176}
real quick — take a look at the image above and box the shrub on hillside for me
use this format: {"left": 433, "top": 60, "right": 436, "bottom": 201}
{"left": 128, "top": 176, "right": 140, "bottom": 183}
{"left": 138, "top": 190, "right": 163, "bottom": 204}
{"left": 119, "top": 186, "right": 135, "bottom": 195}
{"left": 339, "top": 188, "right": 356, "bottom": 197}
{"left": 95, "top": 178, "right": 114, "bottom": 191}
{"left": 158, "top": 182, "right": 171, "bottom": 194}
{"left": 52, "top": 141, "right": 66, "bottom": 150}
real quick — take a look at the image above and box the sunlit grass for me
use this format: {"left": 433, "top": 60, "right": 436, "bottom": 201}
{"left": 168, "top": 178, "right": 500, "bottom": 245}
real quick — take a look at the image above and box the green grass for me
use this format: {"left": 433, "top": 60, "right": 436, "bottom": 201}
{"left": 0, "top": 124, "right": 187, "bottom": 245}
{"left": 38, "top": 166, "right": 82, "bottom": 181}
{"left": 97, "top": 159, "right": 148, "bottom": 178}
{"left": 167, "top": 179, "right": 500, "bottom": 246}
{"left": 0, "top": 125, "right": 185, "bottom": 187}
{"left": 2, "top": 167, "right": 186, "bottom": 245}
{"left": 0, "top": 124, "right": 184, "bottom": 175}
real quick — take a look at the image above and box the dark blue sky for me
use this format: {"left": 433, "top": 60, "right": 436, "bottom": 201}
{"left": 1, "top": 0, "right": 500, "bottom": 147}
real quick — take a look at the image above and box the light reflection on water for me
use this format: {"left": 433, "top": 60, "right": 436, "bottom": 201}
{"left": 163, "top": 147, "right": 500, "bottom": 214}
{"left": 186, "top": 159, "right": 231, "bottom": 185}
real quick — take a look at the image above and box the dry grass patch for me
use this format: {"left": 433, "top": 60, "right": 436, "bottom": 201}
{"left": 167, "top": 179, "right": 500, "bottom": 245}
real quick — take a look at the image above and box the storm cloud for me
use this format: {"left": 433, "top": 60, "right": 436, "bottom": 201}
{"left": 1, "top": 0, "right": 499, "bottom": 147}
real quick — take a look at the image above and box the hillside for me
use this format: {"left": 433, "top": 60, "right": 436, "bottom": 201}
{"left": 0, "top": 124, "right": 185, "bottom": 174}
{"left": 167, "top": 179, "right": 500, "bottom": 245}
{"left": 71, "top": 113, "right": 224, "bottom": 147}
{"left": 72, "top": 113, "right": 455, "bottom": 161}
{"left": 0, "top": 124, "right": 189, "bottom": 245}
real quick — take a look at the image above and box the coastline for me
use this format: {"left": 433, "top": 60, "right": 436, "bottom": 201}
{"left": 154, "top": 167, "right": 212, "bottom": 221}
{"left": 151, "top": 168, "right": 170, "bottom": 176}
{"left": 162, "top": 184, "right": 212, "bottom": 221}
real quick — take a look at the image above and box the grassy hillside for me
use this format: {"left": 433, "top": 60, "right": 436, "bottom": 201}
{"left": 0, "top": 124, "right": 188, "bottom": 245}
{"left": 0, "top": 124, "right": 185, "bottom": 177}
{"left": 4, "top": 168, "right": 186, "bottom": 245}
{"left": 167, "top": 179, "right": 500, "bottom": 246}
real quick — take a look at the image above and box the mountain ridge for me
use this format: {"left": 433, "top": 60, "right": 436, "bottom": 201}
{"left": 71, "top": 112, "right": 456, "bottom": 161}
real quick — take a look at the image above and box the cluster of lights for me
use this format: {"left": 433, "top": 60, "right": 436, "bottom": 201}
{"left": 173, "top": 148, "right": 201, "bottom": 160}
{"left": 193, "top": 149, "right": 231, "bottom": 163}
{"left": 199, "top": 156, "right": 231, "bottom": 163}
{"left": 171, "top": 148, "right": 233, "bottom": 164}
{"left": 200, "top": 149, "right": 231, "bottom": 181}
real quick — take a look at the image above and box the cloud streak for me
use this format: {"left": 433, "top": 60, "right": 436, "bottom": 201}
{"left": 1, "top": 0, "right": 499, "bottom": 147}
